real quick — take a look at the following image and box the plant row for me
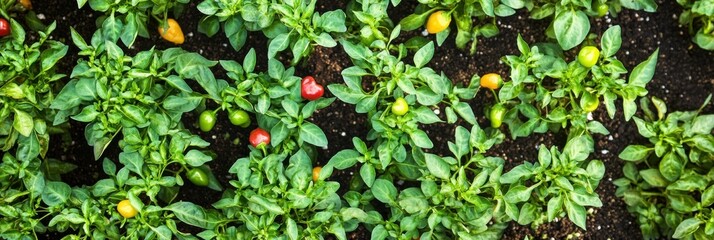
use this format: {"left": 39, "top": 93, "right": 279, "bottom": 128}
{"left": 0, "top": 0, "right": 712, "bottom": 240}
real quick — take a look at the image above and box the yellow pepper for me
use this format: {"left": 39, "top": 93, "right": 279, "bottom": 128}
{"left": 158, "top": 18, "right": 184, "bottom": 44}
{"left": 425, "top": 10, "right": 451, "bottom": 34}
{"left": 18, "top": 0, "right": 32, "bottom": 10}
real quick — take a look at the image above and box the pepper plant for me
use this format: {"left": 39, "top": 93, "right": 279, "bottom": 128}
{"left": 399, "top": 0, "right": 513, "bottom": 54}
{"left": 324, "top": 125, "right": 509, "bottom": 239}
{"left": 197, "top": 0, "right": 347, "bottom": 64}
{"left": 0, "top": 19, "right": 67, "bottom": 162}
{"left": 500, "top": 135, "right": 604, "bottom": 230}
{"left": 76, "top": 0, "right": 189, "bottom": 47}
{"left": 493, "top": 25, "right": 659, "bottom": 141}
{"left": 331, "top": 26, "right": 480, "bottom": 164}
{"left": 512, "top": 0, "right": 657, "bottom": 50}
{"left": 196, "top": 53, "right": 350, "bottom": 238}
{"left": 344, "top": 0, "right": 399, "bottom": 49}
{"left": 215, "top": 48, "right": 334, "bottom": 152}
{"left": 615, "top": 95, "right": 714, "bottom": 239}
{"left": 678, "top": 0, "right": 714, "bottom": 50}
{"left": 48, "top": 26, "right": 226, "bottom": 230}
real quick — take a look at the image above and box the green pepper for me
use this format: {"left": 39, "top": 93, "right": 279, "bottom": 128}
{"left": 186, "top": 168, "right": 209, "bottom": 187}
{"left": 229, "top": 109, "right": 250, "bottom": 128}
{"left": 489, "top": 104, "right": 507, "bottom": 128}
{"left": 198, "top": 110, "right": 217, "bottom": 132}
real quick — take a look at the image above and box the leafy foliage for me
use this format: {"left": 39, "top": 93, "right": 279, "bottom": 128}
{"left": 197, "top": 0, "right": 346, "bottom": 64}
{"left": 678, "top": 0, "right": 714, "bottom": 50}
{"left": 76, "top": 0, "right": 190, "bottom": 47}
{"left": 3, "top": 0, "right": 706, "bottom": 239}
{"left": 495, "top": 26, "right": 658, "bottom": 140}
{"left": 615, "top": 95, "right": 714, "bottom": 239}
{"left": 399, "top": 0, "right": 513, "bottom": 54}
{"left": 0, "top": 20, "right": 67, "bottom": 162}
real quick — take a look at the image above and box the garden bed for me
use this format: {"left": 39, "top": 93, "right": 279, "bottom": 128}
{"left": 3, "top": 0, "right": 713, "bottom": 239}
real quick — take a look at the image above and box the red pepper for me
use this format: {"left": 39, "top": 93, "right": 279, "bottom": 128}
{"left": 0, "top": 18, "right": 10, "bottom": 37}
{"left": 249, "top": 128, "right": 270, "bottom": 148}
{"left": 301, "top": 76, "right": 324, "bottom": 101}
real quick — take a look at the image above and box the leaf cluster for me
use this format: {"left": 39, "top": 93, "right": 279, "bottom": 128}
{"left": 678, "top": 0, "right": 714, "bottom": 50}
{"left": 615, "top": 95, "right": 714, "bottom": 239}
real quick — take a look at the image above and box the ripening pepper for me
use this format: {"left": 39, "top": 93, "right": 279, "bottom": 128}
{"left": 158, "top": 18, "right": 184, "bottom": 44}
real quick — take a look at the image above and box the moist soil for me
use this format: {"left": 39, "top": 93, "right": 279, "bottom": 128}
{"left": 32, "top": 0, "right": 714, "bottom": 239}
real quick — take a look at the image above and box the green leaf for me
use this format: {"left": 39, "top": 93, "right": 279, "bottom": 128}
{"left": 225, "top": 16, "right": 247, "bottom": 51}
{"left": 691, "top": 114, "right": 714, "bottom": 135}
{"left": 623, "top": 98, "right": 637, "bottom": 121}
{"left": 286, "top": 218, "right": 298, "bottom": 240}
{"left": 361, "top": 164, "right": 376, "bottom": 187}
{"left": 268, "top": 33, "right": 291, "bottom": 58}
{"left": 371, "top": 225, "right": 389, "bottom": 240}
{"left": 398, "top": 195, "right": 428, "bottom": 214}
{"left": 694, "top": 30, "right": 714, "bottom": 50}
{"left": 633, "top": 117, "right": 656, "bottom": 138}
{"left": 553, "top": 10, "right": 589, "bottom": 50}
{"left": 327, "top": 85, "right": 363, "bottom": 104}
{"left": 691, "top": 135, "right": 714, "bottom": 153}
{"left": 249, "top": 195, "right": 285, "bottom": 215}
{"left": 409, "top": 129, "right": 433, "bottom": 148}
{"left": 500, "top": 164, "right": 532, "bottom": 184}
{"left": 425, "top": 153, "right": 450, "bottom": 179}
{"left": 300, "top": 122, "right": 328, "bottom": 147}
{"left": 453, "top": 102, "right": 477, "bottom": 125}
{"left": 547, "top": 194, "right": 563, "bottom": 221}
{"left": 315, "top": 33, "right": 337, "bottom": 47}
{"left": 570, "top": 189, "right": 602, "bottom": 207}
{"left": 17, "top": 133, "right": 40, "bottom": 162}
{"left": 166, "top": 202, "right": 217, "bottom": 229}
{"left": 320, "top": 10, "right": 347, "bottom": 32}
{"left": 628, "top": 49, "right": 659, "bottom": 87}
{"left": 504, "top": 185, "right": 532, "bottom": 203}
{"left": 119, "top": 151, "right": 143, "bottom": 176}
{"left": 326, "top": 150, "right": 360, "bottom": 170}
{"left": 101, "top": 13, "right": 123, "bottom": 42}
{"left": 184, "top": 150, "right": 212, "bottom": 167}
{"left": 164, "top": 76, "right": 193, "bottom": 93}
{"left": 673, "top": 218, "right": 702, "bottom": 239}
{"left": 412, "top": 107, "right": 442, "bottom": 124}
{"left": 600, "top": 25, "right": 622, "bottom": 58}
{"left": 150, "top": 225, "right": 172, "bottom": 240}
{"left": 565, "top": 199, "right": 587, "bottom": 230}
{"left": 399, "top": 11, "right": 432, "bottom": 31}
{"left": 517, "top": 203, "right": 537, "bottom": 225}
{"left": 618, "top": 145, "right": 651, "bottom": 161}
{"left": 659, "top": 152, "right": 683, "bottom": 181}
{"left": 669, "top": 193, "right": 699, "bottom": 213}
{"left": 340, "top": 40, "right": 370, "bottom": 61}
{"left": 620, "top": 0, "right": 657, "bottom": 12}
{"left": 415, "top": 87, "right": 443, "bottom": 106}
{"left": 13, "top": 109, "right": 34, "bottom": 137}
{"left": 40, "top": 44, "right": 69, "bottom": 72}
{"left": 372, "top": 179, "right": 397, "bottom": 204}
{"left": 563, "top": 135, "right": 593, "bottom": 162}
{"left": 92, "top": 179, "right": 116, "bottom": 197}
{"left": 640, "top": 168, "right": 669, "bottom": 187}
{"left": 41, "top": 181, "right": 71, "bottom": 207}
{"left": 555, "top": 176, "right": 574, "bottom": 191}
{"left": 413, "top": 42, "right": 434, "bottom": 68}
{"left": 702, "top": 185, "right": 714, "bottom": 207}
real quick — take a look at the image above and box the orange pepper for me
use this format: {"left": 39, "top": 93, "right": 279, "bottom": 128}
{"left": 158, "top": 18, "right": 184, "bottom": 44}
{"left": 18, "top": 0, "right": 32, "bottom": 10}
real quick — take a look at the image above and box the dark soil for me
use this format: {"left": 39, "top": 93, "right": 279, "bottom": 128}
{"left": 33, "top": 0, "right": 714, "bottom": 239}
